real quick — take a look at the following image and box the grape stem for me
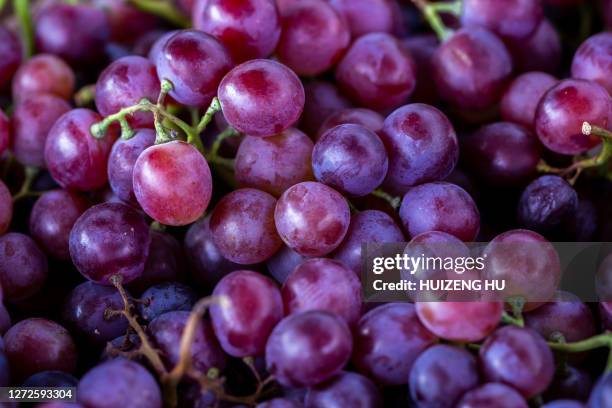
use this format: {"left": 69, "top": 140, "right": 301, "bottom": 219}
{"left": 74, "top": 84, "right": 96, "bottom": 107}
{"left": 548, "top": 331, "right": 612, "bottom": 372}
{"left": 371, "top": 189, "right": 401, "bottom": 210}
{"left": 128, "top": 0, "right": 190, "bottom": 27}
{"left": 410, "top": 0, "right": 461, "bottom": 41}
{"left": 13, "top": 0, "right": 34, "bottom": 58}
{"left": 208, "top": 127, "right": 239, "bottom": 170}
{"left": 11, "top": 166, "right": 40, "bottom": 202}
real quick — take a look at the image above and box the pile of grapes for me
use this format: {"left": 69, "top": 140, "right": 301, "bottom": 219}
{"left": 0, "top": 0, "right": 611, "bottom": 406}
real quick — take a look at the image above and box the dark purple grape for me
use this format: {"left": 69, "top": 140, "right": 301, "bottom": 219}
{"left": 275, "top": 181, "right": 350, "bottom": 256}
{"left": 380, "top": 103, "right": 458, "bottom": 194}
{"left": 399, "top": 182, "right": 480, "bottom": 241}
{"left": 409, "top": 344, "right": 479, "bottom": 408}
{"left": 571, "top": 32, "right": 612, "bottom": 95}
{"left": 211, "top": 270, "right": 283, "bottom": 357}
{"left": 506, "top": 19, "right": 561, "bottom": 74}
{"left": 149, "top": 311, "right": 226, "bottom": 372}
{"left": 0, "top": 26, "right": 21, "bottom": 88}
{"left": 328, "top": 0, "right": 395, "bottom": 37}
{"left": 456, "top": 383, "right": 528, "bottom": 408}
{"left": 336, "top": 32, "right": 416, "bottom": 111}
{"left": 210, "top": 188, "right": 282, "bottom": 264}
{"left": 265, "top": 311, "right": 352, "bottom": 387}
{"left": 69, "top": 202, "right": 151, "bottom": 285}
{"left": 461, "top": 0, "right": 543, "bottom": 40}
{"left": 77, "top": 359, "right": 162, "bottom": 408}
{"left": 155, "top": 29, "right": 232, "bottom": 107}
{"left": 12, "top": 94, "right": 71, "bottom": 167}
{"left": 0, "top": 304, "right": 11, "bottom": 334}
{"left": 517, "top": 175, "right": 578, "bottom": 233}
{"left": 34, "top": 3, "right": 111, "bottom": 65}
{"left": 535, "top": 78, "right": 612, "bottom": 155}
{"left": 266, "top": 245, "right": 308, "bottom": 284}
{"left": 184, "top": 216, "right": 241, "bottom": 290}
{"left": 300, "top": 80, "right": 352, "bottom": 135}
{"left": 107, "top": 129, "right": 155, "bottom": 205}
{"left": 128, "top": 231, "right": 184, "bottom": 294}
{"left": 95, "top": 56, "right": 160, "bottom": 128}
{"left": 313, "top": 124, "right": 388, "bottom": 196}
{"left": 481, "top": 229, "right": 560, "bottom": 308}
{"left": 93, "top": 0, "right": 157, "bottom": 45}
{"left": 462, "top": 122, "right": 541, "bottom": 186}
{"left": 587, "top": 371, "right": 612, "bottom": 408}
{"left": 193, "top": 0, "right": 280, "bottom": 63}
{"left": 277, "top": 0, "right": 350, "bottom": 76}
{"left": 5, "top": 318, "right": 77, "bottom": 379}
{"left": 0, "top": 109, "right": 9, "bottom": 159}
{"left": 480, "top": 325, "right": 554, "bottom": 398}
{"left": 61, "top": 281, "right": 128, "bottom": 344}
{"left": 601, "top": 301, "right": 612, "bottom": 330}
{"left": 305, "top": 371, "right": 382, "bottom": 408}
{"left": 352, "top": 303, "right": 437, "bottom": 385}
{"left": 0, "top": 181, "right": 12, "bottom": 236}
{"left": 282, "top": 258, "right": 361, "bottom": 325}
{"left": 432, "top": 27, "right": 512, "bottom": 109}
{"left": 542, "top": 401, "right": 586, "bottom": 408}
{"left": 501, "top": 72, "right": 558, "bottom": 129}
{"left": 138, "top": 282, "right": 196, "bottom": 322}
{"left": 12, "top": 54, "right": 75, "bottom": 101}
{"left": 0, "top": 233, "right": 48, "bottom": 302}
{"left": 23, "top": 370, "right": 78, "bottom": 388}
{"left": 316, "top": 108, "right": 384, "bottom": 140}
{"left": 402, "top": 35, "right": 438, "bottom": 104}
{"left": 218, "top": 59, "right": 305, "bottom": 137}
{"left": 44, "top": 109, "right": 117, "bottom": 191}
{"left": 544, "top": 365, "right": 592, "bottom": 402}
{"left": 235, "top": 129, "right": 314, "bottom": 197}
{"left": 29, "top": 189, "right": 90, "bottom": 260}
{"left": 0, "top": 353, "right": 9, "bottom": 387}
{"left": 333, "top": 210, "right": 404, "bottom": 275}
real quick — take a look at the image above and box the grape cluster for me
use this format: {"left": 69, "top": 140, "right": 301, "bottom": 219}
{"left": 0, "top": 0, "right": 611, "bottom": 407}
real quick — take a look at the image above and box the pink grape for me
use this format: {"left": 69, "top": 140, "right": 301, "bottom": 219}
{"left": 461, "top": 0, "right": 543, "bottom": 40}
{"left": 12, "top": 54, "right": 75, "bottom": 101}
{"left": 456, "top": 383, "right": 529, "bottom": 408}
{"left": 328, "top": 0, "right": 395, "bottom": 37}
{"left": 316, "top": 108, "right": 384, "bottom": 140}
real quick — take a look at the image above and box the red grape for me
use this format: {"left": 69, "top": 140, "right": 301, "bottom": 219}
{"left": 0, "top": 26, "right": 21, "bottom": 88}
{"left": 535, "top": 78, "right": 611, "bottom": 155}
{"left": 328, "top": 0, "right": 395, "bottom": 37}
{"left": 316, "top": 108, "right": 384, "bottom": 140}
{"left": 44, "top": 109, "right": 117, "bottom": 191}
{"left": 501, "top": 72, "right": 558, "bottom": 129}
{"left": 0, "top": 180, "right": 12, "bottom": 236}
{"left": 461, "top": 0, "right": 543, "bottom": 40}
{"left": 506, "top": 19, "right": 561, "bottom": 74}
{"left": 69, "top": 202, "right": 151, "bottom": 285}
{"left": 133, "top": 141, "right": 212, "bottom": 226}
{"left": 275, "top": 181, "right": 350, "bottom": 256}
{"left": 218, "top": 59, "right": 305, "bottom": 137}
{"left": 193, "top": 0, "right": 281, "bottom": 63}
{"left": 305, "top": 371, "right": 382, "bottom": 407}
{"left": 210, "top": 188, "right": 282, "bottom": 264}
{"left": 336, "top": 32, "right": 416, "bottom": 111}
{"left": 265, "top": 311, "right": 352, "bottom": 387}
{"left": 155, "top": 29, "right": 233, "bottom": 107}
{"left": 456, "top": 383, "right": 528, "bottom": 408}
{"left": 12, "top": 54, "right": 75, "bottom": 101}
{"left": 0, "top": 233, "right": 48, "bottom": 302}
{"left": 571, "top": 32, "right": 612, "bottom": 95}
{"left": 210, "top": 270, "right": 283, "bottom": 357}
{"left": 300, "top": 80, "right": 351, "bottom": 135}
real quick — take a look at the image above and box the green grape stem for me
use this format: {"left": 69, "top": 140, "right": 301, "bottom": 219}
{"left": 13, "top": 0, "right": 35, "bottom": 57}
{"left": 128, "top": 0, "right": 190, "bottom": 27}
{"left": 548, "top": 332, "right": 612, "bottom": 373}
{"left": 410, "top": 0, "right": 461, "bottom": 41}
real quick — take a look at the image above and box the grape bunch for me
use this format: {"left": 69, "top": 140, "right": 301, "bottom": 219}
{"left": 0, "top": 0, "right": 611, "bottom": 407}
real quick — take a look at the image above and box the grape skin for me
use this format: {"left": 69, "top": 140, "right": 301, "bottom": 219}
{"left": 506, "top": 19, "right": 562, "bottom": 74}
{"left": 461, "top": 0, "right": 543, "bottom": 40}
{"left": 11, "top": 54, "right": 75, "bottom": 101}
{"left": 305, "top": 371, "right": 382, "bottom": 408}
{"left": 328, "top": 0, "right": 395, "bottom": 37}
{"left": 300, "top": 80, "right": 352, "bottom": 135}
{"left": 0, "top": 233, "right": 48, "bottom": 302}
{"left": 456, "top": 383, "right": 528, "bottom": 408}
{"left": 138, "top": 282, "right": 196, "bottom": 322}
{"left": 500, "top": 72, "right": 558, "bottom": 129}
{"left": 316, "top": 108, "right": 384, "bottom": 140}
{"left": 571, "top": 32, "right": 612, "bottom": 95}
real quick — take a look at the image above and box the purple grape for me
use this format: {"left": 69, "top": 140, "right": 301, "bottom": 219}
{"left": 61, "top": 281, "right": 128, "bottom": 344}
{"left": 107, "top": 129, "right": 155, "bottom": 205}
{"left": 506, "top": 19, "right": 561, "bottom": 74}
{"left": 147, "top": 30, "right": 176, "bottom": 62}
{"left": 313, "top": 124, "right": 388, "bottom": 196}
{"left": 218, "top": 59, "right": 305, "bottom": 137}
{"left": 432, "top": 27, "right": 512, "bottom": 109}
{"left": 333, "top": 210, "right": 404, "bottom": 275}
{"left": 501, "top": 72, "right": 558, "bottom": 129}
{"left": 275, "top": 181, "right": 350, "bottom": 256}
{"left": 138, "top": 282, "right": 196, "bottom": 322}
{"left": 462, "top": 122, "right": 541, "bottom": 186}
{"left": 305, "top": 371, "right": 382, "bottom": 408}
{"left": 95, "top": 56, "right": 160, "bottom": 128}
{"left": 0, "top": 181, "right": 10, "bottom": 236}
{"left": 409, "top": 344, "right": 480, "bottom": 408}
{"left": 256, "top": 399, "right": 302, "bottom": 408}
{"left": 480, "top": 325, "right": 554, "bottom": 398}
{"left": 29, "top": 189, "right": 90, "bottom": 260}
{"left": 352, "top": 303, "right": 437, "bottom": 385}
{"left": 265, "top": 311, "right": 352, "bottom": 387}
{"left": 300, "top": 80, "right": 352, "bottom": 135}
{"left": 155, "top": 29, "right": 232, "bottom": 107}
{"left": 544, "top": 365, "right": 592, "bottom": 402}
{"left": 328, "top": 0, "right": 395, "bottom": 37}
{"left": 266, "top": 245, "right": 308, "bottom": 284}
{"left": 456, "top": 383, "right": 528, "bottom": 408}
{"left": 277, "top": 0, "right": 350, "bottom": 76}
{"left": 210, "top": 270, "right": 283, "bottom": 357}
{"left": 0, "top": 110, "right": 9, "bottom": 159}
{"left": 149, "top": 311, "right": 226, "bottom": 372}
{"left": 23, "top": 370, "right": 78, "bottom": 388}
{"left": 399, "top": 182, "right": 480, "bottom": 241}
{"left": 69, "top": 202, "right": 151, "bottom": 285}
{"left": 0, "top": 233, "right": 48, "bottom": 302}
{"left": 12, "top": 54, "right": 74, "bottom": 101}
{"left": 11, "top": 94, "right": 71, "bottom": 167}
{"left": 601, "top": 301, "right": 612, "bottom": 330}
{"left": 282, "top": 258, "right": 361, "bottom": 325}
{"left": 336, "top": 32, "right": 416, "bottom": 111}
{"left": 235, "top": 128, "right": 314, "bottom": 197}
{"left": 588, "top": 372, "right": 612, "bottom": 408}
{"left": 210, "top": 188, "right": 282, "bottom": 264}
{"left": 542, "top": 401, "right": 586, "bottom": 408}
{"left": 5, "top": 318, "right": 77, "bottom": 379}
{"left": 93, "top": 0, "right": 157, "bottom": 45}
{"left": 518, "top": 175, "right": 578, "bottom": 233}
{"left": 461, "top": 0, "right": 543, "bottom": 40}
{"left": 380, "top": 103, "right": 458, "bottom": 194}
{"left": 316, "top": 108, "right": 384, "bottom": 140}
{"left": 535, "top": 78, "right": 612, "bottom": 155}
{"left": 571, "top": 32, "right": 612, "bottom": 95}
{"left": 77, "top": 359, "right": 162, "bottom": 408}
{"left": 0, "top": 304, "right": 11, "bottom": 335}
{"left": 193, "top": 0, "right": 281, "bottom": 63}
{"left": 0, "top": 26, "right": 21, "bottom": 88}
{"left": 402, "top": 35, "right": 439, "bottom": 104}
